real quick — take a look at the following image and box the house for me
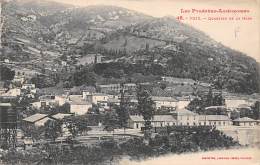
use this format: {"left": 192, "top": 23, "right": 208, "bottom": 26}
{"left": 176, "top": 97, "right": 191, "bottom": 109}
{"left": 51, "top": 113, "right": 73, "bottom": 136}
{"left": 22, "top": 114, "right": 51, "bottom": 127}
{"left": 22, "top": 84, "right": 36, "bottom": 90}
{"left": 161, "top": 77, "right": 196, "bottom": 85}
{"left": 51, "top": 113, "right": 73, "bottom": 120}
{"left": 172, "top": 109, "right": 199, "bottom": 126}
{"left": 84, "top": 93, "right": 109, "bottom": 104}
{"left": 152, "top": 96, "right": 177, "bottom": 111}
{"left": 12, "top": 75, "right": 25, "bottom": 84}
{"left": 233, "top": 117, "right": 257, "bottom": 126}
{"left": 198, "top": 115, "right": 232, "bottom": 126}
{"left": 77, "top": 54, "right": 103, "bottom": 65}
{"left": 98, "top": 83, "right": 137, "bottom": 93}
{"left": 1, "top": 88, "right": 21, "bottom": 97}
{"left": 128, "top": 115, "right": 177, "bottom": 129}
{"left": 69, "top": 95, "right": 92, "bottom": 115}
{"left": 0, "top": 81, "right": 7, "bottom": 95}
{"left": 225, "top": 97, "right": 252, "bottom": 110}
{"left": 32, "top": 95, "right": 60, "bottom": 109}
{"left": 21, "top": 84, "right": 37, "bottom": 94}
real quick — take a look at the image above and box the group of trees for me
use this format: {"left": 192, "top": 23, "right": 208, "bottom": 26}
{"left": 1, "top": 126, "right": 240, "bottom": 165}
{"left": 0, "top": 66, "right": 15, "bottom": 81}
{"left": 187, "top": 89, "right": 225, "bottom": 114}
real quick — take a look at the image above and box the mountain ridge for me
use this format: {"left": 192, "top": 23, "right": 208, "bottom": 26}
{"left": 1, "top": 0, "right": 259, "bottom": 94}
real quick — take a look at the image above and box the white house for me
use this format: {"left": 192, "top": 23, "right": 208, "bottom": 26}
{"left": 128, "top": 115, "right": 177, "bottom": 129}
{"left": 198, "top": 115, "right": 232, "bottom": 127}
{"left": 152, "top": 96, "right": 177, "bottom": 110}
{"left": 84, "top": 93, "right": 109, "bottom": 104}
{"left": 225, "top": 97, "right": 252, "bottom": 110}
{"left": 22, "top": 114, "right": 52, "bottom": 127}
{"left": 233, "top": 117, "right": 257, "bottom": 126}
{"left": 172, "top": 109, "right": 199, "bottom": 126}
{"left": 69, "top": 95, "right": 92, "bottom": 115}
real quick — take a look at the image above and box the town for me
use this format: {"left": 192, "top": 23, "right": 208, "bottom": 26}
{"left": 0, "top": 0, "right": 260, "bottom": 164}
{"left": 0, "top": 55, "right": 260, "bottom": 164}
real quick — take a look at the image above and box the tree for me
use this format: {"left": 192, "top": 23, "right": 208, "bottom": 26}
{"left": 137, "top": 86, "right": 155, "bottom": 138}
{"left": 116, "top": 84, "right": 130, "bottom": 130}
{"left": 44, "top": 120, "right": 62, "bottom": 142}
{"left": 103, "top": 112, "right": 118, "bottom": 134}
{"left": 63, "top": 115, "right": 91, "bottom": 137}
{"left": 251, "top": 101, "right": 260, "bottom": 120}
{"left": 0, "top": 66, "right": 15, "bottom": 81}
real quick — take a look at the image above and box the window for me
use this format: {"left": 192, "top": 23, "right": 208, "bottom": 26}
{"left": 193, "top": 122, "right": 196, "bottom": 126}
{"left": 161, "top": 122, "right": 163, "bottom": 127}
{"left": 180, "top": 122, "right": 182, "bottom": 126}
{"left": 204, "top": 122, "right": 206, "bottom": 125}
{"left": 209, "top": 122, "right": 211, "bottom": 125}
{"left": 167, "top": 123, "right": 170, "bottom": 126}
{"left": 187, "top": 116, "right": 189, "bottom": 120}
{"left": 214, "top": 122, "right": 216, "bottom": 125}
{"left": 136, "top": 123, "right": 139, "bottom": 129}
{"left": 199, "top": 122, "right": 201, "bottom": 126}
{"left": 218, "top": 122, "right": 221, "bottom": 125}
{"left": 187, "top": 122, "right": 189, "bottom": 126}
{"left": 223, "top": 122, "right": 225, "bottom": 126}
{"left": 194, "top": 116, "right": 196, "bottom": 120}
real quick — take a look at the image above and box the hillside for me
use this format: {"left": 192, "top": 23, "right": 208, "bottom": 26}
{"left": 1, "top": 0, "right": 259, "bottom": 94}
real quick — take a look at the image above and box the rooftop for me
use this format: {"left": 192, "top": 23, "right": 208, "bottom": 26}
{"left": 174, "top": 109, "right": 197, "bottom": 116}
{"left": 52, "top": 113, "right": 73, "bottom": 120}
{"left": 152, "top": 96, "right": 177, "bottom": 102}
{"left": 233, "top": 117, "right": 256, "bottom": 122}
{"left": 23, "top": 114, "right": 48, "bottom": 123}
{"left": 0, "top": 103, "right": 12, "bottom": 107}
{"left": 205, "top": 106, "right": 226, "bottom": 110}
{"left": 130, "top": 115, "right": 176, "bottom": 122}
{"left": 199, "top": 115, "right": 230, "bottom": 121}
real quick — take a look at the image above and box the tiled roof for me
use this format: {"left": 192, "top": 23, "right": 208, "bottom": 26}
{"left": 199, "top": 115, "right": 230, "bottom": 121}
{"left": 23, "top": 114, "right": 48, "bottom": 123}
{"left": 152, "top": 96, "right": 177, "bottom": 102}
{"left": 69, "top": 95, "right": 90, "bottom": 105}
{"left": 233, "top": 117, "right": 256, "bottom": 122}
{"left": 205, "top": 106, "right": 226, "bottom": 110}
{"left": 0, "top": 103, "right": 12, "bottom": 107}
{"left": 130, "top": 115, "right": 176, "bottom": 122}
{"left": 52, "top": 113, "right": 73, "bottom": 120}
{"left": 174, "top": 109, "right": 197, "bottom": 115}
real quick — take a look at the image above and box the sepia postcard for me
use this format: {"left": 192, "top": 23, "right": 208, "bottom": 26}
{"left": 0, "top": 0, "right": 259, "bottom": 164}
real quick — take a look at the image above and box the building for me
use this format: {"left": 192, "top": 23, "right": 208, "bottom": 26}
{"left": 225, "top": 97, "right": 252, "bottom": 110}
{"left": 176, "top": 97, "right": 191, "bottom": 109}
{"left": 233, "top": 117, "right": 258, "bottom": 126}
{"left": 69, "top": 95, "right": 92, "bottom": 115}
{"left": 22, "top": 114, "right": 51, "bottom": 127}
{"left": 161, "top": 77, "right": 196, "bottom": 85}
{"left": 1, "top": 88, "right": 21, "bottom": 97}
{"left": 84, "top": 93, "right": 109, "bottom": 104}
{"left": 77, "top": 54, "right": 103, "bottom": 65}
{"left": 152, "top": 96, "right": 177, "bottom": 111}
{"left": 21, "top": 84, "right": 36, "bottom": 90}
{"left": 198, "top": 115, "right": 232, "bottom": 126}
{"left": 128, "top": 115, "right": 176, "bottom": 129}
{"left": 172, "top": 109, "right": 199, "bottom": 126}
{"left": 98, "top": 83, "right": 137, "bottom": 93}
{"left": 51, "top": 113, "right": 73, "bottom": 136}
{"left": 51, "top": 113, "right": 73, "bottom": 120}
{"left": 32, "top": 95, "right": 60, "bottom": 109}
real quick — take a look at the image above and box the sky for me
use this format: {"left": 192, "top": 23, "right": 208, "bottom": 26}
{"left": 51, "top": 0, "right": 259, "bottom": 62}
